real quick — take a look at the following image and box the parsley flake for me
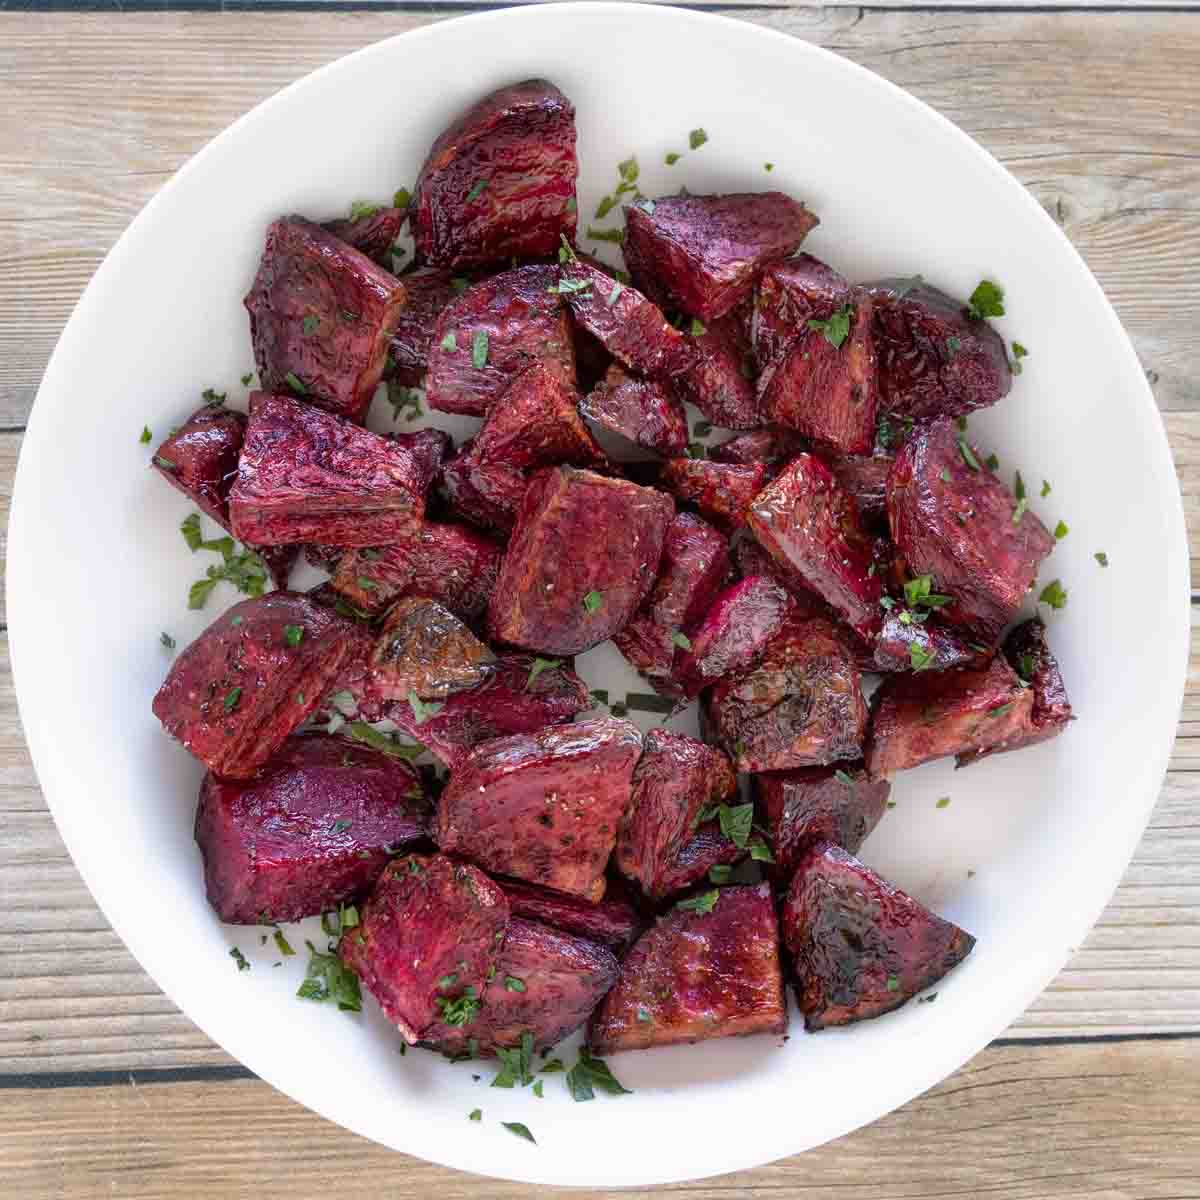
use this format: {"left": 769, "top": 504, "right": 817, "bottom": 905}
{"left": 223, "top": 687, "right": 242, "bottom": 712}
{"left": 241, "top": 372, "right": 254, "bottom": 386}
{"left": 595, "top": 195, "right": 618, "bottom": 221}
{"left": 665, "top": 151, "right": 681, "bottom": 165}
{"left": 441, "top": 331, "right": 457, "bottom": 352}
{"left": 297, "top": 940, "right": 362, "bottom": 1011}
{"left": 330, "top": 818, "right": 352, "bottom": 835}
{"left": 139, "top": 425, "right": 152, "bottom": 445}
{"left": 618, "top": 156, "right": 639, "bottom": 183}
{"left": 302, "top": 314, "right": 320, "bottom": 336}
{"left": 1011, "top": 340, "right": 1028, "bottom": 374}
{"left": 283, "top": 624, "right": 303, "bottom": 648}
{"left": 159, "top": 632, "right": 176, "bottom": 651}
{"left": 472, "top": 330, "right": 489, "bottom": 369}
{"left": 675, "top": 889, "right": 719, "bottom": 915}
{"left": 284, "top": 371, "right": 307, "bottom": 395}
{"left": 806, "top": 304, "right": 853, "bottom": 349}
{"left": 504, "top": 976, "right": 527, "bottom": 993}
{"left": 672, "top": 631, "right": 692, "bottom": 651}
{"left": 566, "top": 1047, "right": 632, "bottom": 1102}
{"left": 468, "top": 1108, "right": 482, "bottom": 1122}
{"left": 1039, "top": 579, "right": 1068, "bottom": 610}
{"left": 935, "top": 796, "right": 951, "bottom": 809}
{"left": 887, "top": 974, "right": 901, "bottom": 991}
{"left": 586, "top": 226, "right": 624, "bottom": 245}
{"left": 273, "top": 929, "right": 296, "bottom": 957}
{"left": 502, "top": 1122, "right": 536, "bottom": 1144}
{"left": 526, "top": 657, "right": 562, "bottom": 690}
{"left": 985, "top": 452, "right": 1000, "bottom": 471}
{"left": 1012, "top": 497, "right": 1029, "bottom": 525}
{"left": 465, "top": 179, "right": 488, "bottom": 203}
{"left": 910, "top": 643, "right": 937, "bottom": 672}
{"left": 436, "top": 986, "right": 481, "bottom": 1028}
{"left": 690, "top": 318, "right": 707, "bottom": 337}
{"left": 533, "top": 1079, "right": 544, "bottom": 1098}
{"left": 718, "top": 802, "right": 754, "bottom": 849}
{"left": 1095, "top": 551, "right": 1109, "bottom": 567}
{"left": 689, "top": 128, "right": 708, "bottom": 150}
{"left": 1014, "top": 470, "right": 1026, "bottom": 501}
{"left": 582, "top": 590, "right": 603, "bottom": 614}
{"left": 230, "top": 947, "right": 250, "bottom": 971}
{"left": 958, "top": 439, "right": 981, "bottom": 471}
{"left": 967, "top": 279, "right": 1005, "bottom": 320}
{"left": 408, "top": 691, "right": 444, "bottom": 726}
{"left": 1054, "top": 520, "right": 1069, "bottom": 539}
{"left": 764, "top": 161, "right": 774, "bottom": 172}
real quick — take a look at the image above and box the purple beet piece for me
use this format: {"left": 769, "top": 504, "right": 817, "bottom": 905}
{"left": 339, "top": 853, "right": 508, "bottom": 1043}
{"left": 387, "top": 267, "right": 464, "bottom": 386}
{"left": 654, "top": 823, "right": 743, "bottom": 898}
{"left": 704, "top": 614, "right": 868, "bottom": 774}
{"left": 580, "top": 364, "right": 688, "bottom": 456}
{"left": 369, "top": 596, "right": 495, "bottom": 701}
{"left": 323, "top": 206, "right": 406, "bottom": 268}
{"left": 439, "top": 450, "right": 529, "bottom": 535}
{"left": 194, "top": 732, "right": 430, "bottom": 924}
{"left": 228, "top": 393, "right": 430, "bottom": 548}
{"left": 673, "top": 315, "right": 760, "bottom": 430}
{"left": 659, "top": 458, "right": 769, "bottom": 530}
{"left": 710, "top": 427, "right": 805, "bottom": 466}
{"left": 754, "top": 762, "right": 889, "bottom": 882}
{"left": 388, "top": 652, "right": 590, "bottom": 769}
{"left": 863, "top": 277, "right": 1012, "bottom": 422}
{"left": 304, "top": 543, "right": 344, "bottom": 572}
{"left": 572, "top": 322, "right": 615, "bottom": 393}
{"left": 427, "top": 917, "right": 620, "bottom": 1056}
{"left": 747, "top": 452, "right": 882, "bottom": 640}
{"left": 436, "top": 717, "right": 643, "bottom": 901}
{"left": 311, "top": 623, "right": 394, "bottom": 725}
{"left": 411, "top": 79, "right": 578, "bottom": 269}
{"left": 887, "top": 416, "right": 1055, "bottom": 641}
{"left": 827, "top": 449, "right": 893, "bottom": 532}
{"left": 394, "top": 427, "right": 453, "bottom": 482}
{"left": 873, "top": 611, "right": 991, "bottom": 674}
{"left": 496, "top": 876, "right": 642, "bottom": 951}
{"left": 623, "top": 192, "right": 819, "bottom": 321}
{"left": 243, "top": 216, "right": 405, "bottom": 424}
{"left": 487, "top": 466, "right": 674, "bottom": 655}
{"left": 425, "top": 265, "right": 575, "bottom": 416}
{"left": 866, "top": 655, "right": 1034, "bottom": 776}
{"left": 152, "top": 592, "right": 357, "bottom": 779}
{"left": 782, "top": 841, "right": 976, "bottom": 1030}
{"left": 614, "top": 730, "right": 738, "bottom": 900}
{"left": 675, "top": 575, "right": 793, "bottom": 700}
{"left": 588, "top": 882, "right": 787, "bottom": 1053}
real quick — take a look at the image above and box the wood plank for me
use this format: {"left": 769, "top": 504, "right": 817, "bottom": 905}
{"left": 0, "top": 10, "right": 1198, "bottom": 425}
{"left": 1, "top": 1039, "right": 1197, "bottom": 1199}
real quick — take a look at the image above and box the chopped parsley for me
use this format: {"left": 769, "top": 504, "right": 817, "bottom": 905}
{"left": 1039, "top": 579, "right": 1068, "bottom": 610}
{"left": 618, "top": 156, "right": 639, "bottom": 183}
{"left": 533, "top": 1079, "right": 544, "bottom": 1098}
{"left": 451, "top": 276, "right": 470, "bottom": 294}
{"left": 468, "top": 1108, "right": 482, "bottom": 1122}
{"left": 393, "top": 187, "right": 411, "bottom": 210}
{"left": 582, "top": 590, "right": 604, "bottom": 614}
{"left": 348, "top": 200, "right": 382, "bottom": 221}
{"left": 159, "top": 632, "right": 176, "bottom": 650}
{"left": 436, "top": 987, "right": 481, "bottom": 1028}
{"left": 223, "top": 687, "right": 242, "bottom": 712}
{"left": 690, "top": 318, "right": 707, "bottom": 337}
{"left": 689, "top": 128, "right": 709, "bottom": 150}
{"left": 154, "top": 455, "right": 176, "bottom": 471}
{"left": 297, "top": 940, "right": 362, "bottom": 1011}
{"left": 1012, "top": 497, "right": 1029, "bottom": 525}
{"left": 671, "top": 631, "right": 692, "bottom": 651}
{"left": 665, "top": 151, "right": 681, "bottom": 165}
{"left": 1054, "top": 520, "right": 1069, "bottom": 539}
{"left": 958, "top": 438, "right": 981, "bottom": 472}
{"left": 330, "top": 819, "right": 352, "bottom": 835}
{"left": 504, "top": 976, "right": 527, "bottom": 993}
{"left": 904, "top": 575, "right": 952, "bottom": 610}
{"left": 284, "top": 371, "right": 307, "bottom": 395}
{"left": 595, "top": 195, "right": 618, "bottom": 221}
{"left": 465, "top": 179, "right": 488, "bottom": 203}
{"left": 586, "top": 226, "right": 624, "bottom": 245}
{"left": 1041, "top": 479, "right": 1052, "bottom": 498}
{"left": 492, "top": 1032, "right": 534, "bottom": 1087}
{"left": 717, "top": 802, "right": 754, "bottom": 849}
{"left": 441, "top": 331, "right": 457, "bottom": 352}
{"left": 139, "top": 425, "right": 153, "bottom": 445}
{"left": 566, "top": 1047, "right": 632, "bottom": 1102}
{"left": 408, "top": 691, "right": 444, "bottom": 726}
{"left": 471, "top": 329, "right": 489, "bottom": 369}
{"left": 675, "top": 889, "right": 719, "bottom": 915}
{"left": 1011, "top": 340, "right": 1028, "bottom": 374}
{"left": 985, "top": 452, "right": 1000, "bottom": 471}
{"left": 945, "top": 336, "right": 962, "bottom": 357}
{"left": 590, "top": 689, "right": 609, "bottom": 706}
{"left": 887, "top": 974, "right": 901, "bottom": 991}
{"left": 343, "top": 721, "right": 424, "bottom": 760}
{"left": 388, "top": 382, "right": 423, "bottom": 423}
{"left": 241, "top": 372, "right": 254, "bottom": 386}
{"left": 525, "top": 657, "right": 562, "bottom": 690}
{"left": 806, "top": 304, "right": 853, "bottom": 349}
{"left": 967, "top": 279, "right": 1005, "bottom": 320}
{"left": 201, "top": 388, "right": 226, "bottom": 406}
{"left": 940, "top": 468, "right": 951, "bottom": 483}
{"left": 273, "top": 929, "right": 296, "bottom": 957}
{"left": 283, "top": 624, "right": 303, "bottom": 647}
{"left": 540, "top": 1058, "right": 566, "bottom": 1074}
{"left": 748, "top": 837, "right": 775, "bottom": 863}
{"left": 935, "top": 796, "right": 951, "bottom": 809}
{"left": 565, "top": 196, "right": 577, "bottom": 213}
{"left": 230, "top": 947, "right": 250, "bottom": 971}
{"left": 302, "top": 314, "right": 320, "bottom": 336}
{"left": 1014, "top": 470, "right": 1026, "bottom": 501}
{"left": 1095, "top": 551, "right": 1109, "bottom": 567}
{"left": 764, "top": 161, "right": 774, "bottom": 172}
{"left": 910, "top": 643, "right": 937, "bottom": 672}
{"left": 989, "top": 703, "right": 1014, "bottom": 718}
{"left": 708, "top": 865, "right": 733, "bottom": 885}
{"left": 835, "top": 769, "right": 855, "bottom": 791}
{"left": 501, "top": 1122, "right": 535, "bottom": 1144}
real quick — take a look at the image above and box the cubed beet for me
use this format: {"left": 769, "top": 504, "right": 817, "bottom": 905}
{"left": 659, "top": 458, "right": 769, "bottom": 530}
{"left": 228, "top": 393, "right": 430, "bottom": 548}
{"left": 886, "top": 416, "right": 1055, "bottom": 641}
{"left": 782, "top": 841, "right": 975, "bottom": 1030}
{"left": 369, "top": 596, "right": 496, "bottom": 700}
{"left": 436, "top": 717, "right": 643, "bottom": 900}
{"left": 194, "top": 732, "right": 430, "bottom": 924}
{"left": 872, "top": 611, "right": 991, "bottom": 674}
{"left": 439, "top": 450, "right": 528, "bottom": 535}
{"left": 588, "top": 883, "right": 787, "bottom": 1053}
{"left": 487, "top": 466, "right": 674, "bottom": 655}
{"left": 709, "top": 427, "right": 805, "bottom": 467}
{"left": 654, "top": 823, "right": 743, "bottom": 898}
{"left": 827, "top": 449, "right": 894, "bottom": 532}
{"left": 496, "top": 876, "right": 642, "bottom": 951}
{"left": 580, "top": 365, "right": 688, "bottom": 456}
{"left": 623, "top": 192, "right": 818, "bottom": 321}
{"left": 411, "top": 79, "right": 578, "bottom": 269}
{"left": 339, "top": 853, "right": 508, "bottom": 1043}
{"left": 387, "top": 267, "right": 464, "bottom": 386}
{"left": 394, "top": 427, "right": 453, "bottom": 483}
{"left": 152, "top": 592, "right": 357, "bottom": 778}
{"left": 323, "top": 206, "right": 406, "bottom": 268}
{"left": 673, "top": 316, "right": 760, "bottom": 430}
{"left": 244, "top": 217, "right": 406, "bottom": 424}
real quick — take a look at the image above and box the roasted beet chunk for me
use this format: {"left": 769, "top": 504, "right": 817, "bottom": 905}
{"left": 866, "top": 654, "right": 1034, "bottom": 775}
{"left": 747, "top": 453, "right": 882, "bottom": 639}
{"left": 152, "top": 593, "right": 356, "bottom": 778}
{"left": 387, "top": 267, "right": 463, "bottom": 386}
{"left": 439, "top": 452, "right": 529, "bottom": 536}
{"left": 710, "top": 427, "right": 804, "bottom": 467}
{"left": 660, "top": 458, "right": 769, "bottom": 530}
{"left": 580, "top": 365, "right": 688, "bottom": 456}
{"left": 673, "top": 316, "right": 760, "bottom": 430}
{"left": 340, "top": 854, "right": 508, "bottom": 1043}
{"left": 243, "top": 217, "right": 405, "bottom": 424}
{"left": 615, "top": 730, "right": 737, "bottom": 900}
{"left": 388, "top": 653, "right": 590, "bottom": 769}
{"left": 194, "top": 732, "right": 430, "bottom": 924}
{"left": 873, "top": 611, "right": 990, "bottom": 674}
{"left": 436, "top": 717, "right": 643, "bottom": 900}
{"left": 655, "top": 823, "right": 743, "bottom": 898}
{"left": 782, "top": 842, "right": 975, "bottom": 1030}
{"left": 827, "top": 449, "right": 894, "bottom": 532}
{"left": 754, "top": 763, "right": 889, "bottom": 882}
{"left": 588, "top": 883, "right": 786, "bottom": 1053}
{"left": 412, "top": 79, "right": 577, "bottom": 269}
{"left": 886, "top": 417, "right": 1055, "bottom": 641}
{"left": 623, "top": 192, "right": 818, "bottom": 321}
{"left": 323, "top": 206, "right": 406, "bottom": 268}
{"left": 428, "top": 918, "right": 619, "bottom": 1056}
{"left": 864, "top": 277, "right": 1012, "bottom": 421}
{"left": 228, "top": 394, "right": 430, "bottom": 548}
{"left": 488, "top": 466, "right": 674, "bottom": 655}
{"left": 496, "top": 877, "right": 642, "bottom": 951}
{"left": 705, "top": 615, "right": 868, "bottom": 774}
{"left": 369, "top": 596, "right": 495, "bottom": 700}
{"left": 425, "top": 265, "right": 575, "bottom": 416}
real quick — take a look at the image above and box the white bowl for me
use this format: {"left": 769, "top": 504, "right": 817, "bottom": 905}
{"left": 8, "top": 3, "right": 1187, "bottom": 1186}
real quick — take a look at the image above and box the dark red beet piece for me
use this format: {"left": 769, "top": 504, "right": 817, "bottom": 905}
{"left": 323, "top": 206, "right": 405, "bottom": 269}
{"left": 588, "top": 883, "right": 787, "bottom": 1053}
{"left": 394, "top": 427, "right": 452, "bottom": 482}
{"left": 244, "top": 217, "right": 405, "bottom": 424}
{"left": 425, "top": 265, "right": 575, "bottom": 416}
{"left": 412, "top": 79, "right": 577, "bottom": 269}
{"left": 654, "top": 823, "right": 743, "bottom": 898}
{"left": 304, "top": 543, "right": 344, "bottom": 572}
{"left": 623, "top": 192, "right": 818, "bottom": 321}
{"left": 886, "top": 416, "right": 1055, "bottom": 641}
{"left": 152, "top": 593, "right": 356, "bottom": 779}
{"left": 873, "top": 611, "right": 991, "bottom": 674}
{"left": 487, "top": 466, "right": 674, "bottom": 655}
{"left": 387, "top": 652, "right": 590, "bottom": 769}
{"left": 710, "top": 427, "right": 805, "bottom": 467}
{"left": 311, "top": 623, "right": 394, "bottom": 725}
{"left": 754, "top": 763, "right": 889, "bottom": 882}
{"left": 228, "top": 393, "right": 430, "bottom": 548}
{"left": 387, "top": 267, "right": 464, "bottom": 386}
{"left": 573, "top": 322, "right": 615, "bottom": 393}
{"left": 194, "top": 732, "right": 430, "bottom": 924}
{"left": 580, "top": 365, "right": 688, "bottom": 456}
{"left": 497, "top": 876, "right": 642, "bottom": 951}
{"left": 339, "top": 853, "right": 508, "bottom": 1043}
{"left": 614, "top": 730, "right": 737, "bottom": 900}
{"left": 782, "top": 841, "right": 975, "bottom": 1030}
{"left": 704, "top": 614, "right": 868, "bottom": 774}
{"left": 863, "top": 278, "right": 1012, "bottom": 421}
{"left": 866, "top": 654, "right": 1034, "bottom": 776}
{"left": 436, "top": 717, "right": 643, "bottom": 901}
{"left": 747, "top": 452, "right": 882, "bottom": 639}
{"left": 659, "top": 458, "right": 769, "bottom": 530}
{"left": 673, "top": 316, "right": 760, "bottom": 430}
{"left": 827, "top": 449, "right": 894, "bottom": 532}
{"left": 369, "top": 596, "right": 496, "bottom": 700}
{"left": 438, "top": 451, "right": 528, "bottom": 536}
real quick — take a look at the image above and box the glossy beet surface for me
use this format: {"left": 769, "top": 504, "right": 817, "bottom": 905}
{"left": 782, "top": 842, "right": 975, "bottom": 1030}
{"left": 659, "top": 458, "right": 769, "bottom": 530}
{"left": 194, "top": 732, "right": 430, "bottom": 924}
{"left": 411, "top": 79, "right": 578, "bottom": 269}
{"left": 748, "top": 453, "right": 882, "bottom": 639}
{"left": 827, "top": 450, "right": 894, "bottom": 532}
{"left": 487, "top": 466, "right": 674, "bottom": 655}
{"left": 623, "top": 192, "right": 818, "bottom": 320}
{"left": 588, "top": 883, "right": 787, "bottom": 1053}
{"left": 710, "top": 427, "right": 805, "bottom": 467}
{"left": 580, "top": 365, "right": 689, "bottom": 456}
{"left": 439, "top": 452, "right": 528, "bottom": 536}
{"left": 497, "top": 876, "right": 642, "bottom": 951}
{"left": 339, "top": 854, "right": 508, "bottom": 1043}
{"left": 323, "top": 206, "right": 406, "bottom": 268}
{"left": 704, "top": 615, "right": 868, "bottom": 773}
{"left": 436, "top": 717, "right": 643, "bottom": 900}
{"left": 673, "top": 316, "right": 760, "bottom": 430}
{"left": 369, "top": 596, "right": 496, "bottom": 700}
{"left": 614, "top": 730, "right": 737, "bottom": 900}
{"left": 425, "top": 265, "right": 575, "bottom": 416}
{"left": 654, "top": 823, "right": 743, "bottom": 898}
{"left": 873, "top": 611, "right": 991, "bottom": 674}
{"left": 886, "top": 417, "right": 1055, "bottom": 641}
{"left": 228, "top": 394, "right": 430, "bottom": 548}
{"left": 152, "top": 593, "right": 356, "bottom": 779}
{"left": 244, "top": 217, "right": 405, "bottom": 424}
{"left": 386, "top": 267, "right": 464, "bottom": 385}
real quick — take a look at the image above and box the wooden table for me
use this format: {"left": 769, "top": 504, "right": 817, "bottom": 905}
{"left": 2, "top": 5, "right": 1198, "bottom": 1195}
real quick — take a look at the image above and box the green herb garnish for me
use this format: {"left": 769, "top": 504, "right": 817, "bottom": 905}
{"left": 526, "top": 657, "right": 561, "bottom": 690}
{"left": 595, "top": 195, "right": 618, "bottom": 221}
{"left": 958, "top": 439, "right": 981, "bottom": 471}
{"left": 671, "top": 631, "right": 692, "bottom": 651}
{"left": 160, "top": 632, "right": 176, "bottom": 650}
{"left": 1011, "top": 340, "right": 1028, "bottom": 374}
{"left": 665, "top": 152, "right": 681, "bottom": 165}
{"left": 343, "top": 721, "right": 424, "bottom": 760}
{"left": 283, "top": 624, "right": 303, "bottom": 647}
{"left": 493, "top": 1032, "right": 534, "bottom": 1087}
{"left": 437, "top": 986, "right": 481, "bottom": 1028}
{"left": 1095, "top": 551, "right": 1109, "bottom": 567}
{"left": 408, "top": 691, "right": 444, "bottom": 726}
{"left": 887, "top": 974, "right": 901, "bottom": 991}
{"left": 230, "top": 947, "right": 250, "bottom": 971}
{"left": 273, "top": 929, "right": 296, "bottom": 957}
{"left": 472, "top": 330, "right": 489, "bottom": 368}
{"left": 1054, "top": 520, "right": 1069, "bottom": 539}
{"left": 935, "top": 796, "right": 951, "bottom": 809}
{"left": 586, "top": 226, "right": 624, "bottom": 245}
{"left": 675, "top": 889, "right": 719, "bottom": 914}
{"left": 690, "top": 318, "right": 707, "bottom": 337}
{"left": 967, "top": 279, "right": 1005, "bottom": 320}
{"left": 502, "top": 1122, "right": 535, "bottom": 1144}
{"left": 468, "top": 1108, "right": 482, "bottom": 1122}
{"left": 139, "top": 425, "right": 153, "bottom": 444}
{"left": 566, "top": 1047, "right": 632, "bottom": 1102}
{"left": 910, "top": 643, "right": 937, "bottom": 672}
{"left": 296, "top": 940, "right": 361, "bottom": 1011}
{"left": 223, "top": 687, "right": 242, "bottom": 712}
{"left": 465, "top": 179, "right": 488, "bottom": 203}
{"left": 284, "top": 371, "right": 307, "bottom": 395}
{"left": 689, "top": 128, "right": 708, "bottom": 150}
{"left": 441, "top": 331, "right": 457, "bottom": 352}
{"left": 582, "top": 590, "right": 603, "bottom": 614}
{"left": 1039, "top": 579, "right": 1068, "bottom": 609}
{"left": 806, "top": 304, "right": 853, "bottom": 350}
{"left": 504, "top": 976, "right": 526, "bottom": 993}
{"left": 241, "top": 372, "right": 254, "bottom": 386}
{"left": 302, "top": 314, "right": 320, "bottom": 336}
{"left": 718, "top": 803, "right": 754, "bottom": 849}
